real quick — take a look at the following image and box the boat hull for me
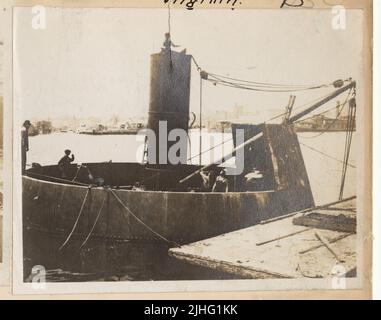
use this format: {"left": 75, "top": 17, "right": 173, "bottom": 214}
{"left": 22, "top": 173, "right": 314, "bottom": 279}
{"left": 23, "top": 175, "right": 313, "bottom": 242}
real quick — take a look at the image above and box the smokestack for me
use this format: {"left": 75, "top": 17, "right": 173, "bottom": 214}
{"left": 146, "top": 34, "right": 192, "bottom": 164}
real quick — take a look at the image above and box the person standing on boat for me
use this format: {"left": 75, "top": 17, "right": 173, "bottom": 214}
{"left": 199, "top": 170, "right": 213, "bottom": 191}
{"left": 162, "top": 33, "right": 180, "bottom": 53}
{"left": 212, "top": 169, "right": 229, "bottom": 193}
{"left": 21, "top": 120, "right": 31, "bottom": 174}
{"left": 58, "top": 149, "right": 75, "bottom": 179}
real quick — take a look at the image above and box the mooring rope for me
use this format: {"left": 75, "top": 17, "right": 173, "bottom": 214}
{"left": 110, "top": 189, "right": 180, "bottom": 247}
{"left": 59, "top": 187, "right": 91, "bottom": 251}
{"left": 79, "top": 193, "right": 107, "bottom": 250}
{"left": 29, "top": 171, "right": 180, "bottom": 248}
{"left": 72, "top": 165, "right": 83, "bottom": 182}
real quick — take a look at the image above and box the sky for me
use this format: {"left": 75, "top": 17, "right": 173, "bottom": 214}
{"left": 13, "top": 7, "right": 363, "bottom": 123}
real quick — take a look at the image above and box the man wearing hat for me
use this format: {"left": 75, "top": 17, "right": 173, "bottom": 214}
{"left": 21, "top": 120, "right": 31, "bottom": 174}
{"left": 58, "top": 149, "right": 75, "bottom": 179}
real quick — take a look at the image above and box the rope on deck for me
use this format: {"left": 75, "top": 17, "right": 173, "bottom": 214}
{"left": 110, "top": 189, "right": 180, "bottom": 248}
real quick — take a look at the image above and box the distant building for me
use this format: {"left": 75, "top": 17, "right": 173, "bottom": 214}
{"left": 35, "top": 120, "right": 53, "bottom": 134}
{"left": 293, "top": 114, "right": 356, "bottom": 132}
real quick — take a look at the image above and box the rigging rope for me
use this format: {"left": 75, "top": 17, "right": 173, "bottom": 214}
{"left": 199, "top": 74, "right": 203, "bottom": 165}
{"left": 185, "top": 89, "right": 349, "bottom": 162}
{"left": 190, "top": 55, "right": 337, "bottom": 92}
{"left": 110, "top": 189, "right": 180, "bottom": 247}
{"left": 339, "top": 96, "right": 356, "bottom": 200}
{"left": 27, "top": 169, "right": 180, "bottom": 248}
{"left": 299, "top": 142, "right": 356, "bottom": 169}
{"left": 27, "top": 171, "right": 90, "bottom": 187}
{"left": 208, "top": 72, "right": 334, "bottom": 89}
{"left": 191, "top": 55, "right": 201, "bottom": 71}
{"left": 72, "top": 165, "right": 83, "bottom": 182}
{"left": 187, "top": 137, "right": 233, "bottom": 162}
{"left": 79, "top": 193, "right": 107, "bottom": 250}
{"left": 206, "top": 77, "right": 329, "bottom": 93}
{"left": 185, "top": 96, "right": 342, "bottom": 163}
{"left": 167, "top": 2, "right": 172, "bottom": 67}
{"left": 207, "top": 74, "right": 332, "bottom": 93}
{"left": 59, "top": 187, "right": 91, "bottom": 251}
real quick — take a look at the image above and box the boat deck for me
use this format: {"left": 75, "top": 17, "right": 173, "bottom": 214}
{"left": 169, "top": 198, "right": 356, "bottom": 279}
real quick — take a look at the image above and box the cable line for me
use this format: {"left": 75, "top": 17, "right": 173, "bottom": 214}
{"left": 299, "top": 142, "right": 356, "bottom": 169}
{"left": 208, "top": 72, "right": 334, "bottom": 89}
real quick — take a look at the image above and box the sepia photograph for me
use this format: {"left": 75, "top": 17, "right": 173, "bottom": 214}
{"left": 0, "top": 38, "right": 3, "bottom": 265}
{"left": 11, "top": 2, "right": 372, "bottom": 295}
{"left": 0, "top": 1, "right": 9, "bottom": 285}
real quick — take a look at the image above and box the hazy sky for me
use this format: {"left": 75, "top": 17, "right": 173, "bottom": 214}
{"left": 13, "top": 8, "right": 363, "bottom": 123}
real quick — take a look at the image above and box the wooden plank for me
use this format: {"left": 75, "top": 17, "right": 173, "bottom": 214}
{"left": 260, "top": 195, "right": 356, "bottom": 225}
{"left": 293, "top": 212, "right": 356, "bottom": 233}
{"left": 255, "top": 228, "right": 311, "bottom": 246}
{"left": 170, "top": 251, "right": 294, "bottom": 279}
{"left": 314, "top": 231, "right": 345, "bottom": 263}
{"left": 299, "top": 233, "right": 353, "bottom": 254}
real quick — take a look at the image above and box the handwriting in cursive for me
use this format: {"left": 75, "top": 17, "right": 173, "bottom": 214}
{"left": 280, "top": 0, "right": 305, "bottom": 8}
{"left": 163, "top": 0, "right": 241, "bottom": 11}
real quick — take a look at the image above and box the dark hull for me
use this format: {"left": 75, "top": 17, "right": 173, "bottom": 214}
{"left": 24, "top": 175, "right": 313, "bottom": 242}
{"left": 23, "top": 167, "right": 314, "bottom": 279}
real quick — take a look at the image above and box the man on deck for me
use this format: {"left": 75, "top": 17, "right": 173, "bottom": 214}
{"left": 58, "top": 149, "right": 75, "bottom": 179}
{"left": 21, "top": 120, "right": 31, "bottom": 174}
{"left": 212, "top": 169, "right": 229, "bottom": 193}
{"left": 199, "top": 170, "right": 213, "bottom": 192}
{"left": 162, "top": 32, "right": 180, "bottom": 53}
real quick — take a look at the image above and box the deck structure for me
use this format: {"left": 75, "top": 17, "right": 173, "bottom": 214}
{"left": 169, "top": 198, "right": 356, "bottom": 279}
